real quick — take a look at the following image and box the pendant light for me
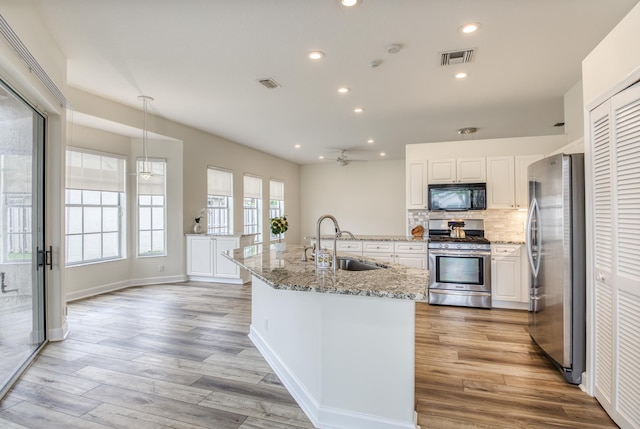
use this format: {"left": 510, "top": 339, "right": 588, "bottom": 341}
{"left": 138, "top": 95, "right": 154, "bottom": 180}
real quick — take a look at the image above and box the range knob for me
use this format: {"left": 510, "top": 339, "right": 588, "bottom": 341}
{"left": 456, "top": 244, "right": 462, "bottom": 249}
{"left": 443, "top": 244, "right": 448, "bottom": 249}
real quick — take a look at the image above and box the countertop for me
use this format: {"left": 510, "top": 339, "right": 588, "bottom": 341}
{"left": 185, "top": 233, "right": 257, "bottom": 238}
{"left": 308, "top": 235, "right": 428, "bottom": 242}
{"left": 225, "top": 244, "right": 429, "bottom": 300}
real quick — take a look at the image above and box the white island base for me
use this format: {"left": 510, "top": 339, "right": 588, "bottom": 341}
{"left": 249, "top": 276, "right": 417, "bottom": 429}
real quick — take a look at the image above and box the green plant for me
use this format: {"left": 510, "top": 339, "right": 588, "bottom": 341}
{"left": 270, "top": 215, "right": 288, "bottom": 237}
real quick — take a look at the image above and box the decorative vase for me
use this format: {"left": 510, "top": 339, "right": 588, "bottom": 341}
{"left": 275, "top": 238, "right": 286, "bottom": 252}
{"left": 193, "top": 223, "right": 202, "bottom": 234}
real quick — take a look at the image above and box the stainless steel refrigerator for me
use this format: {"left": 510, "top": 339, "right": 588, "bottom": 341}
{"left": 526, "top": 153, "right": 586, "bottom": 385}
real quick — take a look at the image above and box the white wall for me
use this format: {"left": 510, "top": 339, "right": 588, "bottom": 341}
{"left": 299, "top": 160, "right": 406, "bottom": 239}
{"left": 406, "top": 135, "right": 567, "bottom": 160}
{"left": 583, "top": 2, "right": 640, "bottom": 107}
{"left": 564, "top": 80, "right": 584, "bottom": 143}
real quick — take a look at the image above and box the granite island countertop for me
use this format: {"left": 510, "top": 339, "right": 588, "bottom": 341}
{"left": 307, "top": 234, "right": 428, "bottom": 242}
{"left": 225, "top": 244, "right": 429, "bottom": 300}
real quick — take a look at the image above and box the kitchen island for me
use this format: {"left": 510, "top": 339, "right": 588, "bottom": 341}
{"left": 225, "top": 244, "right": 429, "bottom": 429}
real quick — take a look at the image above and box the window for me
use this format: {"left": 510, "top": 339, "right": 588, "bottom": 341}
{"left": 244, "top": 175, "right": 262, "bottom": 243}
{"left": 207, "top": 168, "right": 233, "bottom": 234}
{"left": 65, "top": 149, "right": 126, "bottom": 265}
{"left": 269, "top": 180, "right": 285, "bottom": 241}
{"left": 2, "top": 154, "right": 33, "bottom": 263}
{"left": 137, "top": 159, "right": 166, "bottom": 257}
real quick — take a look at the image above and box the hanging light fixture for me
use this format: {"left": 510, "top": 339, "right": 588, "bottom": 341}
{"left": 138, "top": 95, "right": 154, "bottom": 180}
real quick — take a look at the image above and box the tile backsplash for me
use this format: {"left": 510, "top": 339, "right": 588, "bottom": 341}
{"left": 408, "top": 209, "right": 527, "bottom": 243}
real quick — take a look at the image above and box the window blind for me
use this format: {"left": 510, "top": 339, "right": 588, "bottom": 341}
{"left": 66, "top": 149, "right": 125, "bottom": 192}
{"left": 244, "top": 175, "right": 262, "bottom": 199}
{"left": 208, "top": 168, "right": 233, "bottom": 196}
{"left": 270, "top": 179, "right": 284, "bottom": 201}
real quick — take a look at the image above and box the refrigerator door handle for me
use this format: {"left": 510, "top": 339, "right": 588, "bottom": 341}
{"left": 526, "top": 197, "right": 540, "bottom": 278}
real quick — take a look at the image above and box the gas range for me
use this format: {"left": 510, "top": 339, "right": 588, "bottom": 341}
{"left": 427, "top": 219, "right": 490, "bottom": 250}
{"left": 428, "top": 235, "right": 490, "bottom": 250}
{"left": 427, "top": 218, "right": 492, "bottom": 308}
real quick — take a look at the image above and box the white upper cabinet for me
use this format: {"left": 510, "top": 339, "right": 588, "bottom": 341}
{"left": 487, "top": 157, "right": 516, "bottom": 209}
{"left": 428, "top": 158, "right": 486, "bottom": 184}
{"left": 406, "top": 159, "right": 428, "bottom": 209}
{"left": 457, "top": 158, "right": 486, "bottom": 182}
{"left": 486, "top": 155, "right": 543, "bottom": 209}
{"left": 515, "top": 155, "right": 543, "bottom": 209}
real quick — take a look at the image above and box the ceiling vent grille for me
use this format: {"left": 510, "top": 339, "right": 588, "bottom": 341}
{"left": 258, "top": 78, "right": 281, "bottom": 89}
{"left": 440, "top": 49, "right": 475, "bottom": 66}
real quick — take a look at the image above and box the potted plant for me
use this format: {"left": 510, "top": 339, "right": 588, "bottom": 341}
{"left": 270, "top": 215, "right": 288, "bottom": 250}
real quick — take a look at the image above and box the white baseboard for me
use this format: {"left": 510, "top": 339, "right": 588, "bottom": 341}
{"left": 187, "top": 275, "right": 248, "bottom": 284}
{"left": 65, "top": 275, "right": 187, "bottom": 302}
{"left": 249, "top": 326, "right": 417, "bottom": 429}
{"left": 48, "top": 321, "right": 69, "bottom": 341}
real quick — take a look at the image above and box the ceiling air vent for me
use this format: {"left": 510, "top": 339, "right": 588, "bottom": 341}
{"left": 257, "top": 78, "right": 281, "bottom": 89}
{"left": 440, "top": 49, "right": 475, "bottom": 66}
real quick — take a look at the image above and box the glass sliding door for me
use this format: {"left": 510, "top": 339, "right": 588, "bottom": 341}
{"left": 0, "top": 80, "right": 46, "bottom": 396}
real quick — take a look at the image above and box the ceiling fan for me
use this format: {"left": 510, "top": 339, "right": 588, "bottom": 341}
{"left": 335, "top": 150, "right": 367, "bottom": 167}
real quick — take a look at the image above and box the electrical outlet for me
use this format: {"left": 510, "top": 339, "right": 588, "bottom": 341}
{"left": 264, "top": 319, "right": 269, "bottom": 332}
{"left": 158, "top": 265, "right": 164, "bottom": 272}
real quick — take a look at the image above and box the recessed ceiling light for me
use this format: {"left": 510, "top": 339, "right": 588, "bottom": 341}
{"left": 341, "top": 0, "right": 361, "bottom": 6}
{"left": 294, "top": 144, "right": 301, "bottom": 149}
{"left": 354, "top": 107, "right": 365, "bottom": 113}
{"left": 455, "top": 72, "right": 468, "bottom": 79}
{"left": 367, "top": 139, "right": 374, "bottom": 144}
{"left": 308, "top": 51, "right": 325, "bottom": 60}
{"left": 338, "top": 87, "right": 350, "bottom": 94}
{"left": 319, "top": 155, "right": 325, "bottom": 160}
{"left": 380, "top": 152, "right": 386, "bottom": 157}
{"left": 460, "top": 22, "right": 481, "bottom": 34}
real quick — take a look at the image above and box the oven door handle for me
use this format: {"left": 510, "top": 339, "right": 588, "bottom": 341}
{"left": 428, "top": 249, "right": 490, "bottom": 257}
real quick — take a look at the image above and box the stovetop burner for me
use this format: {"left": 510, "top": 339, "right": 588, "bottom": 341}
{"left": 429, "top": 235, "right": 490, "bottom": 244}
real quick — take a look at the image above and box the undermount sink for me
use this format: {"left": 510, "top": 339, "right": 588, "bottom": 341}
{"left": 336, "top": 257, "right": 387, "bottom": 271}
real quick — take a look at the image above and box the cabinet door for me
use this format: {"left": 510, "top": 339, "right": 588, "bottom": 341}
{"left": 406, "top": 160, "right": 427, "bottom": 209}
{"left": 187, "top": 236, "right": 214, "bottom": 276}
{"left": 457, "top": 158, "right": 486, "bottom": 183}
{"left": 213, "top": 237, "right": 240, "bottom": 278}
{"left": 491, "top": 256, "right": 521, "bottom": 302}
{"left": 362, "top": 252, "right": 395, "bottom": 264}
{"left": 428, "top": 159, "right": 456, "bottom": 184}
{"left": 395, "top": 253, "right": 428, "bottom": 269}
{"left": 336, "top": 240, "right": 363, "bottom": 254}
{"left": 515, "top": 155, "right": 543, "bottom": 209}
{"left": 487, "top": 157, "right": 516, "bottom": 208}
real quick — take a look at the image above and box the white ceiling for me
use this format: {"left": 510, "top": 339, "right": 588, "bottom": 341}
{"left": 33, "top": 0, "right": 639, "bottom": 164}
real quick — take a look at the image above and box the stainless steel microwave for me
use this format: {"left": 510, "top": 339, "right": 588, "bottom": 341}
{"left": 428, "top": 183, "right": 487, "bottom": 211}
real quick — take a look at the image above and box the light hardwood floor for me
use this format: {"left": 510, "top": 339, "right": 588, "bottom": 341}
{"left": 0, "top": 282, "right": 617, "bottom": 428}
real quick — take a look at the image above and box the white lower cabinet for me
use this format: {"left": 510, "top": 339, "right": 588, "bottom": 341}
{"left": 394, "top": 242, "right": 428, "bottom": 269}
{"left": 312, "top": 239, "right": 428, "bottom": 268}
{"left": 186, "top": 235, "right": 252, "bottom": 283}
{"left": 491, "top": 244, "right": 527, "bottom": 309}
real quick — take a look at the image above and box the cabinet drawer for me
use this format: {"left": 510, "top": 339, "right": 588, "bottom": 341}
{"left": 394, "top": 242, "right": 428, "bottom": 253}
{"left": 336, "top": 241, "right": 363, "bottom": 252}
{"left": 491, "top": 245, "right": 521, "bottom": 257}
{"left": 363, "top": 241, "right": 394, "bottom": 253}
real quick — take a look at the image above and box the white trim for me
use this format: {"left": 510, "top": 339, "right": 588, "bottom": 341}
{"left": 65, "top": 275, "right": 187, "bottom": 302}
{"left": 48, "top": 321, "right": 69, "bottom": 341}
{"left": 186, "top": 275, "right": 248, "bottom": 284}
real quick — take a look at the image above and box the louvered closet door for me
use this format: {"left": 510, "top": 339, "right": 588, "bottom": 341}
{"left": 610, "top": 82, "right": 640, "bottom": 429}
{"left": 590, "top": 99, "right": 615, "bottom": 415}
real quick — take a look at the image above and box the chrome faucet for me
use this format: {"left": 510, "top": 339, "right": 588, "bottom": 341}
{"left": 301, "top": 244, "right": 315, "bottom": 262}
{"left": 315, "top": 214, "right": 344, "bottom": 273}
{"left": 337, "top": 230, "right": 356, "bottom": 239}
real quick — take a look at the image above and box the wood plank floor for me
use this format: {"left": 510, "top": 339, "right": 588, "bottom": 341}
{"left": 0, "top": 282, "right": 618, "bottom": 428}
{"left": 415, "top": 303, "right": 618, "bottom": 428}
